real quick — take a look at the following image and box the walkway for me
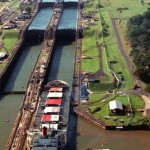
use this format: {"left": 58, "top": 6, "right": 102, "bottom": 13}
{"left": 142, "top": 95, "right": 150, "bottom": 116}
{"left": 110, "top": 17, "right": 150, "bottom": 114}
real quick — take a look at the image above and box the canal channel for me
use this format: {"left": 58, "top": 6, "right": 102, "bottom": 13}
{"left": 0, "top": 1, "right": 150, "bottom": 150}
{"left": 0, "top": 7, "right": 53, "bottom": 148}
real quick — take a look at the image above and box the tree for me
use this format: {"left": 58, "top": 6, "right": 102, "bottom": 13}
{"left": 127, "top": 10, "right": 150, "bottom": 85}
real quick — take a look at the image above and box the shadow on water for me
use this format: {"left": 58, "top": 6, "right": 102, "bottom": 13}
{"left": 4, "top": 41, "right": 42, "bottom": 92}
{"left": 47, "top": 39, "right": 74, "bottom": 82}
{"left": 66, "top": 105, "right": 77, "bottom": 150}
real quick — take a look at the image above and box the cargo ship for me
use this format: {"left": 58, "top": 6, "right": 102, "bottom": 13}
{"left": 26, "top": 80, "right": 70, "bottom": 150}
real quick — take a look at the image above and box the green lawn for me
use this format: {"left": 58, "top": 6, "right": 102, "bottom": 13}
{"left": 0, "top": 29, "right": 19, "bottom": 74}
{"left": 82, "top": 0, "right": 134, "bottom": 93}
{"left": 88, "top": 94, "right": 146, "bottom": 126}
{"left": 82, "top": 0, "right": 150, "bottom": 126}
{"left": 88, "top": 94, "right": 115, "bottom": 111}
{"left": 82, "top": 0, "right": 114, "bottom": 91}
{"left": 130, "top": 94, "right": 145, "bottom": 110}
{"left": 2, "top": 30, "right": 19, "bottom": 53}
{"left": 100, "top": 0, "right": 149, "bottom": 18}
{"left": 97, "top": 104, "right": 131, "bottom": 126}
{"left": 9, "top": 0, "right": 19, "bottom": 10}
{"left": 100, "top": 7, "right": 134, "bottom": 89}
{"left": 89, "top": 81, "right": 114, "bottom": 92}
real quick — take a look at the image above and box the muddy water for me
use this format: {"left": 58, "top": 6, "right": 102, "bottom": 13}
{"left": 0, "top": 95, "right": 23, "bottom": 148}
{"left": 76, "top": 118, "right": 150, "bottom": 150}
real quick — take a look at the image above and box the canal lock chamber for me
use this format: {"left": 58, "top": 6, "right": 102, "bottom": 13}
{"left": 0, "top": 6, "right": 54, "bottom": 148}
{"left": 0, "top": 1, "right": 78, "bottom": 148}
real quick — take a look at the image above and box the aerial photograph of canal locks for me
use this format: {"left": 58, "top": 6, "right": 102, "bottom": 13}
{"left": 0, "top": 0, "right": 150, "bottom": 150}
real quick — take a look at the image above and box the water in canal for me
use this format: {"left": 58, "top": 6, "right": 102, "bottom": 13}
{"left": 47, "top": 41, "right": 75, "bottom": 87}
{"left": 4, "top": 43, "right": 42, "bottom": 92}
{"left": 0, "top": 43, "right": 41, "bottom": 148}
{"left": 76, "top": 118, "right": 150, "bottom": 150}
{"left": 0, "top": 94, "right": 23, "bottom": 148}
{"left": 58, "top": 7, "right": 77, "bottom": 30}
{"left": 28, "top": 7, "right": 53, "bottom": 30}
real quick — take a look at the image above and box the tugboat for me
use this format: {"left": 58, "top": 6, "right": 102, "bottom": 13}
{"left": 27, "top": 80, "right": 70, "bottom": 150}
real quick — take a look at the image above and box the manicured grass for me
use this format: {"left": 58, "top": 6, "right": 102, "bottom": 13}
{"left": 89, "top": 82, "right": 114, "bottom": 92}
{"left": 82, "top": 0, "right": 114, "bottom": 91}
{"left": 10, "top": 0, "right": 19, "bottom": 10}
{"left": 88, "top": 94, "right": 115, "bottom": 111}
{"left": 130, "top": 95, "right": 145, "bottom": 110}
{"left": 82, "top": 57, "right": 99, "bottom": 73}
{"left": 82, "top": 30, "right": 99, "bottom": 73}
{"left": 100, "top": 0, "right": 149, "bottom": 18}
{"left": 2, "top": 29, "right": 19, "bottom": 53}
{"left": 0, "top": 29, "right": 19, "bottom": 74}
{"left": 88, "top": 94, "right": 145, "bottom": 126}
{"left": 100, "top": 9, "right": 134, "bottom": 89}
{"left": 96, "top": 104, "right": 131, "bottom": 126}
{"left": 115, "top": 95, "right": 129, "bottom": 105}
{"left": 89, "top": 93, "right": 107, "bottom": 103}
{"left": 82, "top": 0, "right": 149, "bottom": 126}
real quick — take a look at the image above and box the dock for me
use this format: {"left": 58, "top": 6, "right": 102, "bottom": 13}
{"left": 74, "top": 105, "right": 106, "bottom": 129}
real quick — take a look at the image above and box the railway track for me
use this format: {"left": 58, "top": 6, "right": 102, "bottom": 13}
{"left": 5, "top": 4, "right": 63, "bottom": 150}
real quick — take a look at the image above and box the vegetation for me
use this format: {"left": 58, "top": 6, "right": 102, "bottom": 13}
{"left": 127, "top": 9, "right": 150, "bottom": 86}
{"left": 100, "top": 0, "right": 149, "bottom": 18}
{"left": 129, "top": 116, "right": 150, "bottom": 126}
{"left": 0, "top": 30, "right": 19, "bottom": 74}
{"left": 88, "top": 94, "right": 146, "bottom": 126}
{"left": 2, "top": 30, "right": 19, "bottom": 53}
{"left": 129, "top": 95, "right": 145, "bottom": 110}
{"left": 82, "top": 0, "right": 134, "bottom": 93}
{"left": 81, "top": 0, "right": 150, "bottom": 127}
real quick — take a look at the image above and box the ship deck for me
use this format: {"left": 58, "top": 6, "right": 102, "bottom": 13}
{"left": 34, "top": 89, "right": 70, "bottom": 130}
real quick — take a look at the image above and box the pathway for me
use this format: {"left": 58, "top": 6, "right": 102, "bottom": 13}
{"left": 110, "top": 18, "right": 150, "bottom": 113}
{"left": 142, "top": 95, "right": 150, "bottom": 116}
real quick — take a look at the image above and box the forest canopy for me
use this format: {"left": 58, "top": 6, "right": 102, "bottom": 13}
{"left": 127, "top": 9, "right": 150, "bottom": 88}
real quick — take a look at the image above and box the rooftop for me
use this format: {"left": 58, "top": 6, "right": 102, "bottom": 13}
{"left": 109, "top": 100, "right": 123, "bottom": 110}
